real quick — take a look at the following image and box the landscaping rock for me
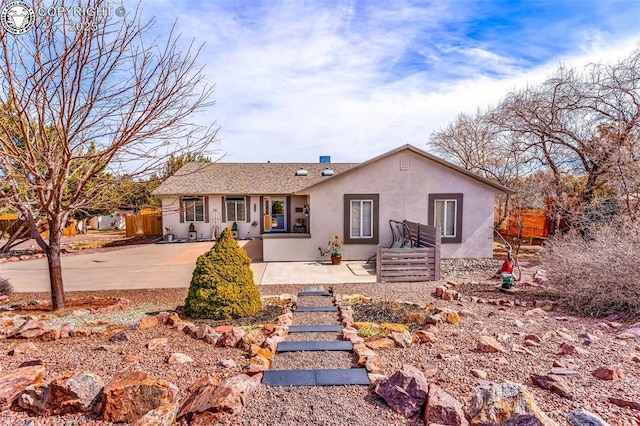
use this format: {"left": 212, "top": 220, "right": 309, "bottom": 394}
{"left": 414, "top": 330, "right": 438, "bottom": 344}
{"left": 470, "top": 369, "right": 488, "bottom": 380}
{"left": 529, "top": 373, "right": 573, "bottom": 399}
{"left": 366, "top": 337, "right": 396, "bottom": 351}
{"left": 101, "top": 372, "right": 178, "bottom": 423}
{"left": 16, "top": 383, "right": 48, "bottom": 414}
{"left": 138, "top": 316, "right": 159, "bottom": 329}
{"left": 241, "top": 328, "right": 266, "bottom": 349}
{"left": 166, "top": 353, "right": 193, "bottom": 365}
{"left": 0, "top": 364, "right": 46, "bottom": 410}
{"left": 567, "top": 410, "right": 611, "bottom": 426}
{"left": 424, "top": 383, "right": 468, "bottom": 426}
{"left": 607, "top": 397, "right": 640, "bottom": 411}
{"left": 217, "top": 327, "right": 246, "bottom": 348}
{"left": 477, "top": 335, "right": 505, "bottom": 353}
{"left": 391, "top": 330, "right": 413, "bottom": 348}
{"left": 147, "top": 338, "right": 168, "bottom": 350}
{"left": 219, "top": 359, "right": 237, "bottom": 369}
{"left": 178, "top": 373, "right": 259, "bottom": 423}
{"left": 133, "top": 402, "right": 179, "bottom": 426}
{"left": 592, "top": 365, "right": 623, "bottom": 380}
{"left": 374, "top": 364, "right": 429, "bottom": 422}
{"left": 47, "top": 372, "right": 104, "bottom": 414}
{"left": 468, "top": 381, "right": 559, "bottom": 426}
{"left": 108, "top": 331, "right": 130, "bottom": 343}
{"left": 8, "top": 342, "right": 38, "bottom": 356}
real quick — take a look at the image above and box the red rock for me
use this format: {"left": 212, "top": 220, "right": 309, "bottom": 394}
{"left": 8, "top": 342, "right": 38, "bottom": 356}
{"left": 217, "top": 327, "right": 246, "bottom": 348}
{"left": 0, "top": 365, "right": 46, "bottom": 410}
{"left": 48, "top": 372, "right": 104, "bottom": 414}
{"left": 16, "top": 383, "right": 48, "bottom": 414}
{"left": 422, "top": 363, "right": 438, "bottom": 378}
{"left": 102, "top": 372, "right": 178, "bottom": 423}
{"left": 177, "top": 374, "right": 260, "bottom": 423}
{"left": 166, "top": 312, "right": 182, "bottom": 326}
{"left": 366, "top": 337, "right": 396, "bottom": 351}
{"left": 241, "top": 328, "right": 266, "bottom": 349}
{"left": 374, "top": 364, "right": 428, "bottom": 421}
{"left": 477, "top": 335, "right": 505, "bottom": 353}
{"left": 133, "top": 402, "right": 179, "bottom": 426}
{"left": 414, "top": 330, "right": 438, "bottom": 344}
{"left": 424, "top": 384, "right": 469, "bottom": 426}
{"left": 108, "top": 331, "right": 130, "bottom": 343}
{"left": 530, "top": 373, "right": 573, "bottom": 399}
{"left": 7, "top": 318, "right": 52, "bottom": 340}
{"left": 214, "top": 325, "right": 234, "bottom": 333}
{"left": 607, "top": 397, "right": 640, "bottom": 411}
{"left": 138, "top": 316, "right": 159, "bottom": 329}
{"left": 592, "top": 365, "right": 624, "bottom": 381}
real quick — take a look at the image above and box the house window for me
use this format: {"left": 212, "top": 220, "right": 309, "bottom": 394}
{"left": 428, "top": 193, "right": 463, "bottom": 243}
{"left": 225, "top": 197, "right": 246, "bottom": 222}
{"left": 351, "top": 200, "right": 373, "bottom": 238}
{"left": 344, "top": 194, "right": 379, "bottom": 244}
{"left": 182, "top": 197, "right": 205, "bottom": 222}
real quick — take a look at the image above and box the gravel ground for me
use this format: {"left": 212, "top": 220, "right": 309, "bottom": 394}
{"left": 1, "top": 261, "right": 640, "bottom": 425}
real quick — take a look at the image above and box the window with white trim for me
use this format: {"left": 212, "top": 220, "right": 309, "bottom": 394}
{"left": 428, "top": 193, "right": 463, "bottom": 244}
{"left": 182, "top": 197, "right": 205, "bottom": 222}
{"left": 225, "top": 197, "right": 246, "bottom": 222}
{"left": 434, "top": 199, "right": 457, "bottom": 238}
{"left": 344, "top": 194, "right": 379, "bottom": 244}
{"left": 350, "top": 199, "right": 373, "bottom": 238}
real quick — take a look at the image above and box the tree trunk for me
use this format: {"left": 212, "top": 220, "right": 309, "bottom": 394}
{"left": 46, "top": 217, "right": 66, "bottom": 310}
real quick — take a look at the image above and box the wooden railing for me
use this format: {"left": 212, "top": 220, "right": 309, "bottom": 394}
{"left": 376, "top": 221, "right": 440, "bottom": 282}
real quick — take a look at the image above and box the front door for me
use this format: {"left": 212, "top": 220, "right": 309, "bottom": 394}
{"left": 263, "top": 196, "right": 286, "bottom": 232}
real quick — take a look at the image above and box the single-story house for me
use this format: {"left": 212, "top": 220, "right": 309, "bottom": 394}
{"left": 152, "top": 144, "right": 513, "bottom": 261}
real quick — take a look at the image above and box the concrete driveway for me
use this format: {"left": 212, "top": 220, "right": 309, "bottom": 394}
{"left": 0, "top": 241, "right": 375, "bottom": 293}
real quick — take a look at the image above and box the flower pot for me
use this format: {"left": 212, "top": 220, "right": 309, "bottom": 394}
{"left": 331, "top": 255, "right": 342, "bottom": 265}
{"left": 165, "top": 234, "right": 174, "bottom": 242}
{"left": 189, "top": 231, "right": 197, "bottom": 241}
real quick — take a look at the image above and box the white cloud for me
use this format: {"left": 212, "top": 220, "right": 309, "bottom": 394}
{"left": 131, "top": 1, "right": 640, "bottom": 163}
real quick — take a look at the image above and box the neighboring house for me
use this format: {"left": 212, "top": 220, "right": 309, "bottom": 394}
{"left": 152, "top": 144, "right": 513, "bottom": 261}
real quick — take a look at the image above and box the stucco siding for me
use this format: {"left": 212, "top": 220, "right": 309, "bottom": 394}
{"left": 301, "top": 150, "right": 498, "bottom": 260}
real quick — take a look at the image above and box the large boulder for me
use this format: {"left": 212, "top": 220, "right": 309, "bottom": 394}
{"left": 468, "top": 382, "right": 559, "bottom": 426}
{"left": 101, "top": 372, "right": 178, "bottom": 423}
{"left": 425, "top": 384, "right": 468, "bottom": 426}
{"left": 0, "top": 364, "right": 46, "bottom": 410}
{"left": 178, "top": 373, "right": 260, "bottom": 423}
{"left": 375, "top": 364, "right": 429, "bottom": 422}
{"left": 47, "top": 372, "right": 104, "bottom": 414}
{"left": 567, "top": 410, "right": 611, "bottom": 426}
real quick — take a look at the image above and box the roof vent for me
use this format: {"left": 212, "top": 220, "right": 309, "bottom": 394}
{"left": 321, "top": 168, "right": 334, "bottom": 176}
{"left": 295, "top": 168, "right": 308, "bottom": 176}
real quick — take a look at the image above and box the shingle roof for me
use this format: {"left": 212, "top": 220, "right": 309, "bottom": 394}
{"left": 152, "top": 162, "right": 359, "bottom": 196}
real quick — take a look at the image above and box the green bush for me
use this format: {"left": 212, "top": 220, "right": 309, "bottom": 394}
{"left": 184, "top": 227, "right": 261, "bottom": 319}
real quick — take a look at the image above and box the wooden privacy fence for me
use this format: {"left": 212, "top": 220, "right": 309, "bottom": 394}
{"left": 125, "top": 214, "right": 163, "bottom": 237}
{"left": 376, "top": 221, "right": 441, "bottom": 283}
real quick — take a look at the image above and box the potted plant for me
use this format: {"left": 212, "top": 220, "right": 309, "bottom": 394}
{"left": 231, "top": 222, "right": 239, "bottom": 239}
{"left": 328, "top": 235, "right": 343, "bottom": 265}
{"left": 188, "top": 223, "right": 197, "bottom": 241}
{"left": 164, "top": 227, "right": 174, "bottom": 243}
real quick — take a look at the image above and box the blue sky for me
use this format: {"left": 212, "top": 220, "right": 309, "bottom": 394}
{"left": 133, "top": 0, "right": 640, "bottom": 163}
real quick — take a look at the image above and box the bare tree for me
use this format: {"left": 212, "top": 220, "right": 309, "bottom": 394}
{"left": 491, "top": 52, "right": 640, "bottom": 231}
{"left": 429, "top": 108, "right": 534, "bottom": 228}
{"left": 0, "top": 0, "right": 217, "bottom": 310}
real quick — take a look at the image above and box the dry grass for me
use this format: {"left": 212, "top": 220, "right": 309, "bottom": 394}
{"left": 542, "top": 222, "right": 640, "bottom": 319}
{"left": 0, "top": 276, "right": 12, "bottom": 295}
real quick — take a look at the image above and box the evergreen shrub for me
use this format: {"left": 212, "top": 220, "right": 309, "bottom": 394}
{"left": 184, "top": 227, "right": 261, "bottom": 319}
